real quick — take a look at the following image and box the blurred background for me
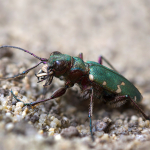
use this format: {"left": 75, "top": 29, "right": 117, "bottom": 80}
{"left": 0, "top": 1, "right": 150, "bottom": 107}
{"left": 1, "top": 0, "right": 150, "bottom": 77}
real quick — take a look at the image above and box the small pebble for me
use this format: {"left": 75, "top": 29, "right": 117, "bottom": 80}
{"left": 2, "top": 85, "right": 8, "bottom": 89}
{"left": 54, "top": 118, "right": 61, "bottom": 126}
{"left": 139, "top": 121, "right": 145, "bottom": 128}
{"left": 61, "top": 126, "right": 80, "bottom": 138}
{"left": 103, "top": 117, "right": 112, "bottom": 123}
{"left": 13, "top": 91, "right": 18, "bottom": 96}
{"left": 48, "top": 128, "right": 55, "bottom": 136}
{"left": 14, "top": 107, "right": 22, "bottom": 115}
{"left": 141, "top": 129, "right": 149, "bottom": 134}
{"left": 55, "top": 134, "right": 62, "bottom": 140}
{"left": 145, "top": 120, "right": 150, "bottom": 128}
{"left": 92, "top": 119, "right": 111, "bottom": 132}
{"left": 5, "top": 123, "right": 14, "bottom": 131}
{"left": 50, "top": 122, "right": 57, "bottom": 128}
{"left": 38, "top": 130, "right": 44, "bottom": 135}
{"left": 6, "top": 112, "right": 12, "bottom": 117}
{"left": 49, "top": 128, "right": 55, "bottom": 132}
{"left": 39, "top": 114, "right": 47, "bottom": 123}
{"left": 22, "top": 107, "right": 29, "bottom": 118}
{"left": 101, "top": 133, "right": 109, "bottom": 140}
{"left": 138, "top": 127, "right": 143, "bottom": 132}
{"left": 111, "top": 134, "right": 117, "bottom": 140}
{"left": 50, "top": 116, "right": 55, "bottom": 120}
{"left": 115, "top": 119, "right": 123, "bottom": 127}
{"left": 61, "top": 116, "right": 70, "bottom": 127}
{"left": 6, "top": 106, "right": 12, "bottom": 111}
{"left": 131, "top": 115, "right": 138, "bottom": 121}
{"left": 30, "top": 114, "right": 39, "bottom": 123}
{"left": 51, "top": 118, "right": 61, "bottom": 127}
{"left": 95, "top": 131, "right": 104, "bottom": 138}
{"left": 13, "top": 117, "right": 18, "bottom": 123}
{"left": 138, "top": 117, "right": 143, "bottom": 123}
{"left": 16, "top": 102, "right": 24, "bottom": 108}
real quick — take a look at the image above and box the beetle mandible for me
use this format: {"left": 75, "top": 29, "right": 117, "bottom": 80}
{"left": 0, "top": 45, "right": 149, "bottom": 141}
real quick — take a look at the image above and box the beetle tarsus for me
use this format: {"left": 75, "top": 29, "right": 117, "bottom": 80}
{"left": 11, "top": 90, "right": 24, "bottom": 103}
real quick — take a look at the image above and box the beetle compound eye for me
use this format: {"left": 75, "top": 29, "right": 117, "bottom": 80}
{"left": 54, "top": 60, "right": 66, "bottom": 71}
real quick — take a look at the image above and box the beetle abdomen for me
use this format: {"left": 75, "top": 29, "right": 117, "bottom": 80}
{"left": 86, "top": 61, "right": 142, "bottom": 102}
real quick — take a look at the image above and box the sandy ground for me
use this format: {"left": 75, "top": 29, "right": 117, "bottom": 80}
{"left": 0, "top": 1, "right": 150, "bottom": 150}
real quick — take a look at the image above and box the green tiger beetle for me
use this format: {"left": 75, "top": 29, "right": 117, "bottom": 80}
{"left": 0, "top": 45, "right": 149, "bottom": 141}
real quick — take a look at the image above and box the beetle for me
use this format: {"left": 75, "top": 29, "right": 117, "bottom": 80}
{"left": 0, "top": 45, "right": 149, "bottom": 141}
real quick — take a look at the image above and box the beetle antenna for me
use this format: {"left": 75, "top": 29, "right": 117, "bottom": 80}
{"left": 0, "top": 45, "right": 48, "bottom": 62}
{"left": 0, "top": 61, "right": 43, "bottom": 81}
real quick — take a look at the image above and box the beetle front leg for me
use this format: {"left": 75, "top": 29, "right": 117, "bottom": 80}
{"left": 11, "top": 87, "right": 68, "bottom": 106}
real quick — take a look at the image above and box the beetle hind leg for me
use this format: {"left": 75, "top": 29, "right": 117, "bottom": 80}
{"left": 98, "top": 56, "right": 118, "bottom": 72}
{"left": 108, "top": 95, "right": 150, "bottom": 120}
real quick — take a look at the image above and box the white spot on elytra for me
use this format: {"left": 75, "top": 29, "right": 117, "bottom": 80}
{"left": 116, "top": 85, "right": 122, "bottom": 93}
{"left": 103, "top": 81, "right": 107, "bottom": 85}
{"left": 89, "top": 74, "right": 94, "bottom": 81}
{"left": 116, "top": 82, "right": 125, "bottom": 93}
{"left": 121, "top": 82, "right": 125, "bottom": 86}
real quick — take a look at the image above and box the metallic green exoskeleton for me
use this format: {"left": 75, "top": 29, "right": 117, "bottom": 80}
{"left": 86, "top": 61, "right": 142, "bottom": 102}
{"left": 0, "top": 45, "right": 148, "bottom": 141}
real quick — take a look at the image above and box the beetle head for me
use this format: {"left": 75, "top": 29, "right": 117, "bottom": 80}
{"left": 36, "top": 51, "right": 72, "bottom": 86}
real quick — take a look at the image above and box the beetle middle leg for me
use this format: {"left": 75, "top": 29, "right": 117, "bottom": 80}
{"left": 82, "top": 87, "right": 95, "bottom": 141}
{"left": 108, "top": 95, "right": 150, "bottom": 120}
{"left": 88, "top": 88, "right": 94, "bottom": 141}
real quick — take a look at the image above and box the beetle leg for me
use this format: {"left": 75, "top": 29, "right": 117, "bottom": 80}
{"left": 109, "top": 95, "right": 150, "bottom": 120}
{"left": 88, "top": 88, "right": 95, "bottom": 141}
{"left": 11, "top": 86, "right": 68, "bottom": 106}
{"left": 11, "top": 81, "right": 74, "bottom": 106}
{"left": 126, "top": 95, "right": 150, "bottom": 120}
{"left": 0, "top": 61, "right": 43, "bottom": 81}
{"left": 98, "top": 55, "right": 103, "bottom": 65}
{"left": 98, "top": 56, "right": 118, "bottom": 72}
{"left": 78, "top": 53, "right": 83, "bottom": 60}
